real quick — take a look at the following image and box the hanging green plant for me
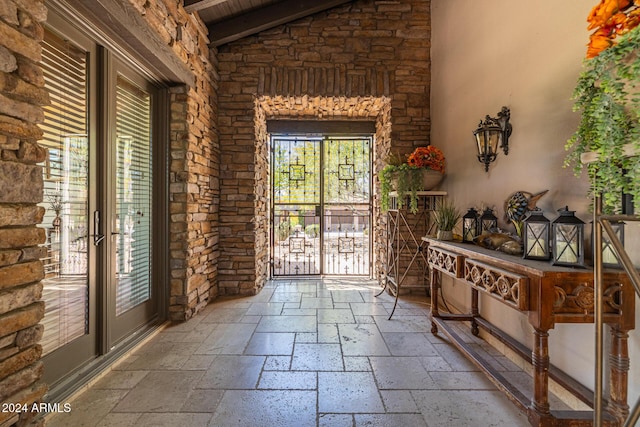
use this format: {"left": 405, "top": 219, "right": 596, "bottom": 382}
{"left": 565, "top": 25, "right": 640, "bottom": 213}
{"left": 379, "top": 164, "right": 426, "bottom": 214}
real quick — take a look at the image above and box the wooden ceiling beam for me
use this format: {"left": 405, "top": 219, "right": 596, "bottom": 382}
{"left": 184, "top": 0, "right": 231, "bottom": 14}
{"left": 208, "top": 0, "right": 353, "bottom": 47}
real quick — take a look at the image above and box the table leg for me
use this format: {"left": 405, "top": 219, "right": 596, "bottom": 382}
{"left": 430, "top": 268, "right": 440, "bottom": 334}
{"left": 607, "top": 326, "right": 630, "bottom": 423}
{"left": 532, "top": 328, "right": 551, "bottom": 416}
{"left": 471, "top": 288, "right": 479, "bottom": 336}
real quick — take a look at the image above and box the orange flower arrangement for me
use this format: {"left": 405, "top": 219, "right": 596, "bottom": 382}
{"left": 406, "top": 146, "right": 445, "bottom": 173}
{"left": 586, "top": 0, "right": 640, "bottom": 58}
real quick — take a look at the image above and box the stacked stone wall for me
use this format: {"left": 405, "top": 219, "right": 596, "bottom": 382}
{"left": 129, "top": 0, "right": 219, "bottom": 321}
{"left": 217, "top": 0, "right": 430, "bottom": 294}
{"left": 0, "top": 0, "right": 49, "bottom": 425}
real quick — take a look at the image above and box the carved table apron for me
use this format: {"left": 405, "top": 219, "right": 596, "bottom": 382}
{"left": 423, "top": 237, "right": 635, "bottom": 427}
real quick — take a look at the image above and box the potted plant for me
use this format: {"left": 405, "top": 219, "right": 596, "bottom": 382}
{"left": 380, "top": 146, "right": 446, "bottom": 214}
{"left": 433, "top": 199, "right": 460, "bottom": 240}
{"left": 565, "top": 1, "right": 640, "bottom": 213}
{"left": 46, "top": 193, "right": 63, "bottom": 229}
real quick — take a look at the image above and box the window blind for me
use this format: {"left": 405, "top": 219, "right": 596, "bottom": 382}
{"left": 115, "top": 76, "right": 153, "bottom": 316}
{"left": 39, "top": 29, "right": 90, "bottom": 356}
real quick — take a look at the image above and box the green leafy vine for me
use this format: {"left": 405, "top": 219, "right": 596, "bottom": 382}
{"left": 566, "top": 26, "right": 640, "bottom": 213}
{"left": 379, "top": 164, "right": 426, "bottom": 214}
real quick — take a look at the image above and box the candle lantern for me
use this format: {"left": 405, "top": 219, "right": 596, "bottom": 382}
{"left": 462, "top": 208, "right": 480, "bottom": 243}
{"left": 551, "top": 206, "right": 585, "bottom": 267}
{"left": 522, "top": 209, "right": 550, "bottom": 260}
{"left": 480, "top": 208, "right": 498, "bottom": 233}
{"left": 592, "top": 220, "right": 625, "bottom": 268}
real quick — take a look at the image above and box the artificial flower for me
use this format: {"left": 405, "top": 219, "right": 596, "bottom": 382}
{"left": 623, "top": 8, "right": 640, "bottom": 30}
{"left": 587, "top": 27, "right": 615, "bottom": 58}
{"left": 406, "top": 146, "right": 445, "bottom": 173}
{"left": 587, "top": 0, "right": 630, "bottom": 30}
{"left": 586, "top": 0, "right": 640, "bottom": 58}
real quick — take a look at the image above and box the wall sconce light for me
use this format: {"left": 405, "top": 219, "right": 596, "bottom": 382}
{"left": 473, "top": 106, "right": 512, "bottom": 172}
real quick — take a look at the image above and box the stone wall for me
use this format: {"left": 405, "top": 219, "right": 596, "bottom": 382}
{"left": 147, "top": 0, "right": 219, "bottom": 322}
{"left": 0, "top": 0, "right": 49, "bottom": 426}
{"left": 128, "top": 0, "right": 219, "bottom": 321}
{"left": 217, "top": 0, "right": 430, "bottom": 294}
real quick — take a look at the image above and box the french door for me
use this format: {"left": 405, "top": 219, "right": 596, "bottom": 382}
{"left": 107, "top": 68, "right": 158, "bottom": 344}
{"left": 40, "top": 18, "right": 163, "bottom": 391}
{"left": 271, "top": 135, "right": 372, "bottom": 276}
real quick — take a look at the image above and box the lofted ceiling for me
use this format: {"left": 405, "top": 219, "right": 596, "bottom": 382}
{"left": 183, "top": 0, "right": 354, "bottom": 47}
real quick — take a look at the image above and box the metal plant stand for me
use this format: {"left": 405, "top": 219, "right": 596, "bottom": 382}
{"left": 593, "top": 197, "right": 640, "bottom": 427}
{"left": 376, "top": 191, "right": 446, "bottom": 319}
{"left": 585, "top": 145, "right": 640, "bottom": 427}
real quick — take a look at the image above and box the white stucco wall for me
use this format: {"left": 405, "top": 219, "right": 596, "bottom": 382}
{"left": 431, "top": 0, "right": 640, "bottom": 407}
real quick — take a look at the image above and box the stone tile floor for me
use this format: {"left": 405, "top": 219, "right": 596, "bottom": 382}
{"left": 47, "top": 278, "right": 539, "bottom": 426}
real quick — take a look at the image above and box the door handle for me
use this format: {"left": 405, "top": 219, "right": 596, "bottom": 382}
{"left": 93, "top": 210, "right": 105, "bottom": 246}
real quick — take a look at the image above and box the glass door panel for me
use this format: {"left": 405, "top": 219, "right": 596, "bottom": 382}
{"left": 271, "top": 135, "right": 372, "bottom": 276}
{"left": 39, "top": 29, "right": 90, "bottom": 357}
{"left": 323, "top": 137, "right": 371, "bottom": 275}
{"left": 114, "top": 76, "right": 152, "bottom": 316}
{"left": 272, "top": 137, "right": 321, "bottom": 276}
{"left": 40, "top": 15, "right": 163, "bottom": 393}
{"left": 109, "top": 68, "right": 158, "bottom": 346}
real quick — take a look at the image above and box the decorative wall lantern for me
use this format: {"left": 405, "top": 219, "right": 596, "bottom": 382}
{"left": 473, "top": 106, "right": 512, "bottom": 172}
{"left": 462, "top": 208, "right": 480, "bottom": 242}
{"left": 592, "top": 220, "right": 625, "bottom": 268}
{"left": 551, "top": 206, "right": 585, "bottom": 267}
{"left": 522, "top": 209, "right": 550, "bottom": 260}
{"left": 480, "top": 208, "right": 498, "bottom": 233}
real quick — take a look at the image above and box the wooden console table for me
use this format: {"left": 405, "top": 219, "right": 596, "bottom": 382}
{"left": 423, "top": 237, "right": 635, "bottom": 427}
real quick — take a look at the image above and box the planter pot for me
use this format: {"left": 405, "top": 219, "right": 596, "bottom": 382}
{"left": 422, "top": 169, "right": 444, "bottom": 190}
{"left": 622, "top": 192, "right": 635, "bottom": 215}
{"left": 436, "top": 229, "right": 453, "bottom": 241}
{"left": 581, "top": 144, "right": 639, "bottom": 213}
{"left": 389, "top": 169, "right": 444, "bottom": 191}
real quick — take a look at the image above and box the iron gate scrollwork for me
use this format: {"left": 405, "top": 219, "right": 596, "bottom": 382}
{"left": 271, "top": 135, "right": 372, "bottom": 276}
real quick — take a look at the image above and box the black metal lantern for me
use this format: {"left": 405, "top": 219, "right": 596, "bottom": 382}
{"left": 480, "top": 208, "right": 498, "bottom": 233}
{"left": 462, "top": 208, "right": 480, "bottom": 243}
{"left": 473, "top": 106, "right": 512, "bottom": 172}
{"left": 592, "top": 220, "right": 625, "bottom": 268}
{"left": 551, "top": 206, "right": 585, "bottom": 267}
{"left": 522, "top": 209, "right": 550, "bottom": 260}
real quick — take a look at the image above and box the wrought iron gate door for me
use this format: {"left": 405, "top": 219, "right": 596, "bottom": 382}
{"left": 271, "top": 135, "right": 371, "bottom": 276}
